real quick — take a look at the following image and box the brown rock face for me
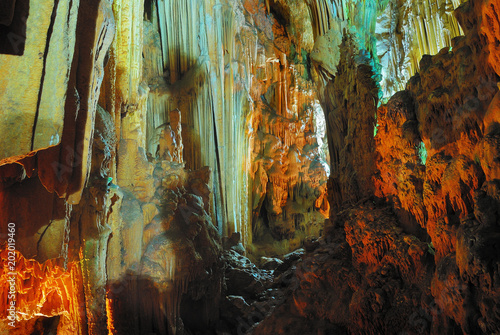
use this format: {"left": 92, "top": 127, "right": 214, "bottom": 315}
{"left": 481, "top": 0, "right": 500, "bottom": 77}
{"left": 371, "top": 2, "right": 500, "bottom": 331}
{"left": 374, "top": 91, "right": 427, "bottom": 235}
{"left": 253, "top": 203, "right": 434, "bottom": 335}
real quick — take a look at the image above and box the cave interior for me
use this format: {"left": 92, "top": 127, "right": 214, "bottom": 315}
{"left": 1, "top": 0, "right": 500, "bottom": 334}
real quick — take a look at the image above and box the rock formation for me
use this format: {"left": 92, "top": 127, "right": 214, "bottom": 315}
{"left": 0, "top": 0, "right": 500, "bottom": 333}
{"left": 253, "top": 0, "right": 500, "bottom": 334}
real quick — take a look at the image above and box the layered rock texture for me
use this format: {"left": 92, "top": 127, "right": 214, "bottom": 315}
{"left": 1, "top": 0, "right": 500, "bottom": 334}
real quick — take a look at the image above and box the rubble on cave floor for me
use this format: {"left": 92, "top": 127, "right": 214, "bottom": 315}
{"left": 216, "top": 229, "right": 355, "bottom": 335}
{"left": 215, "top": 237, "right": 306, "bottom": 335}
{"left": 224, "top": 231, "right": 354, "bottom": 335}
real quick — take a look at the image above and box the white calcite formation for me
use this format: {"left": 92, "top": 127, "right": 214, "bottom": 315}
{"left": 306, "top": 0, "right": 466, "bottom": 99}
{"left": 141, "top": 0, "right": 330, "bottom": 253}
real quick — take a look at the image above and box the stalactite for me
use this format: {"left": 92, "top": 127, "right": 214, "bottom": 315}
{"left": 144, "top": 0, "right": 264, "bottom": 243}
{"left": 247, "top": 7, "right": 330, "bottom": 255}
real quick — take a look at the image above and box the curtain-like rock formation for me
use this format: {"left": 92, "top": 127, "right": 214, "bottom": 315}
{"left": 142, "top": 0, "right": 330, "bottom": 252}
{"left": 307, "top": 0, "right": 467, "bottom": 99}
{"left": 246, "top": 1, "right": 330, "bottom": 257}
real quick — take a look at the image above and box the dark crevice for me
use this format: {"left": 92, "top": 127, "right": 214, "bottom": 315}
{"left": 210, "top": 90, "right": 228, "bottom": 234}
{"left": 268, "top": 0, "right": 290, "bottom": 28}
{"left": 30, "top": 315, "right": 60, "bottom": 335}
{"left": 0, "top": 0, "right": 29, "bottom": 55}
{"left": 144, "top": 0, "right": 154, "bottom": 21}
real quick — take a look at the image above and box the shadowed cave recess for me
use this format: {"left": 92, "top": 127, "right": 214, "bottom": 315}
{"left": 1, "top": 0, "right": 500, "bottom": 334}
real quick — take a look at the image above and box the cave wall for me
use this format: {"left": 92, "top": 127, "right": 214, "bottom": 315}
{"left": 136, "top": 0, "right": 330, "bottom": 256}
{"left": 246, "top": 0, "right": 330, "bottom": 256}
{"left": 0, "top": 0, "right": 116, "bottom": 333}
{"left": 1, "top": 0, "right": 500, "bottom": 333}
{"left": 0, "top": 0, "right": 329, "bottom": 333}
{"left": 253, "top": 0, "right": 500, "bottom": 334}
{"left": 372, "top": 0, "right": 500, "bottom": 330}
{"left": 132, "top": 0, "right": 330, "bottom": 253}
